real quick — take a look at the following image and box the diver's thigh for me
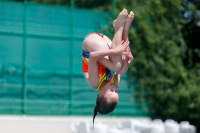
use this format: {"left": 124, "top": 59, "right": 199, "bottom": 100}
{"left": 82, "top": 34, "right": 109, "bottom": 52}
{"left": 103, "top": 35, "right": 112, "bottom": 47}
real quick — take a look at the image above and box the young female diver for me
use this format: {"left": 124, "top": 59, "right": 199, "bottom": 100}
{"left": 81, "top": 9, "right": 134, "bottom": 126}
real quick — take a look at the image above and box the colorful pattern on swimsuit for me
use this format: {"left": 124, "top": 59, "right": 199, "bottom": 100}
{"left": 82, "top": 50, "right": 115, "bottom": 91}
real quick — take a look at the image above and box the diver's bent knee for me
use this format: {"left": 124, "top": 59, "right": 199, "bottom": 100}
{"left": 117, "top": 69, "right": 128, "bottom": 74}
{"left": 116, "top": 66, "right": 128, "bottom": 74}
{"left": 114, "top": 63, "right": 122, "bottom": 72}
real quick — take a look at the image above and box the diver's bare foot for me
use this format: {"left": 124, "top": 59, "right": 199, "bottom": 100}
{"left": 124, "top": 11, "right": 134, "bottom": 31}
{"left": 112, "top": 9, "right": 128, "bottom": 29}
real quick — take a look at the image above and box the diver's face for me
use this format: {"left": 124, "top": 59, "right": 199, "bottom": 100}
{"left": 99, "top": 82, "right": 118, "bottom": 102}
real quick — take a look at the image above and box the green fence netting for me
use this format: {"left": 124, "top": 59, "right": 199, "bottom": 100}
{"left": 0, "top": 0, "right": 148, "bottom": 116}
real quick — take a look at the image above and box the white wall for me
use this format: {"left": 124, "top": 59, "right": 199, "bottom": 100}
{"left": 0, "top": 115, "right": 147, "bottom": 133}
{"left": 0, "top": 115, "right": 196, "bottom": 133}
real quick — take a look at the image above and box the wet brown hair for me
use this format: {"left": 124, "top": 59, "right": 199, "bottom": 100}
{"left": 92, "top": 94, "right": 118, "bottom": 128}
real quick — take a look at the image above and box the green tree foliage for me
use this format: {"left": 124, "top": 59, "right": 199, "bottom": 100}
{"left": 182, "top": 0, "right": 200, "bottom": 70}
{"left": 116, "top": 0, "right": 200, "bottom": 131}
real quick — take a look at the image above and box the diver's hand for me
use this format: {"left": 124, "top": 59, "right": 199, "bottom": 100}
{"left": 115, "top": 40, "right": 130, "bottom": 55}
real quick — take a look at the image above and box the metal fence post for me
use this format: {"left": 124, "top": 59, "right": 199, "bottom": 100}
{"left": 112, "top": 0, "right": 116, "bottom": 17}
{"left": 22, "top": 0, "right": 28, "bottom": 114}
{"left": 69, "top": 0, "right": 74, "bottom": 115}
